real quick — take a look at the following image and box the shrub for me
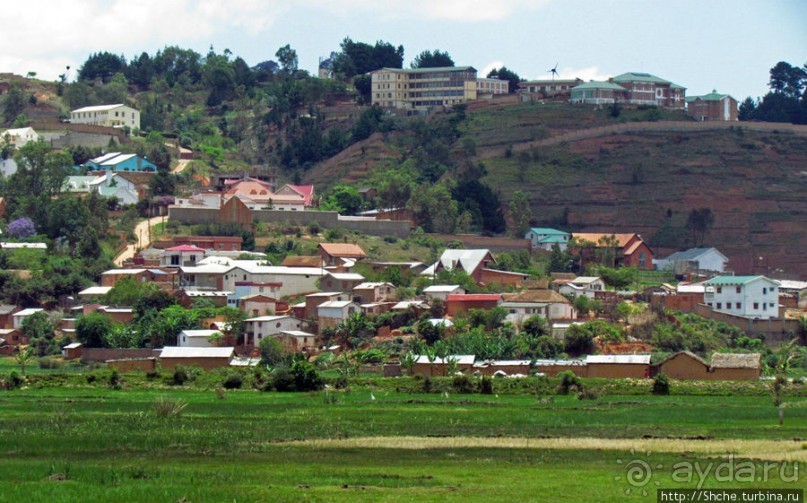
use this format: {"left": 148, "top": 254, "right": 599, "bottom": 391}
{"left": 479, "top": 375, "right": 493, "bottom": 395}
{"left": 38, "top": 357, "right": 62, "bottom": 370}
{"left": 172, "top": 366, "right": 189, "bottom": 386}
{"left": 577, "top": 388, "right": 599, "bottom": 400}
{"left": 332, "top": 375, "right": 349, "bottom": 390}
{"left": 267, "top": 365, "right": 295, "bottom": 392}
{"left": 7, "top": 217, "right": 36, "bottom": 239}
{"left": 222, "top": 372, "right": 243, "bottom": 390}
{"left": 108, "top": 369, "right": 121, "bottom": 390}
{"left": 291, "top": 360, "right": 323, "bottom": 392}
{"left": 452, "top": 374, "right": 475, "bottom": 394}
{"left": 557, "top": 370, "right": 582, "bottom": 395}
{"left": 152, "top": 396, "right": 188, "bottom": 418}
{"left": 652, "top": 373, "right": 670, "bottom": 395}
{"left": 6, "top": 371, "right": 24, "bottom": 390}
{"left": 422, "top": 376, "right": 432, "bottom": 393}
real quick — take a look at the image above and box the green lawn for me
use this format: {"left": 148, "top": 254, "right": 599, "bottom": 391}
{"left": 0, "top": 388, "right": 805, "bottom": 501}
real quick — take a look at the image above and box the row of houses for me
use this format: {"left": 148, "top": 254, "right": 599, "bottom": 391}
{"left": 410, "top": 352, "right": 762, "bottom": 381}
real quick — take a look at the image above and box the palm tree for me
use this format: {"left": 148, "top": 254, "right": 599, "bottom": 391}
{"left": 401, "top": 352, "right": 417, "bottom": 376}
{"left": 772, "top": 339, "right": 797, "bottom": 426}
{"left": 14, "top": 346, "right": 34, "bottom": 376}
{"left": 335, "top": 312, "right": 373, "bottom": 349}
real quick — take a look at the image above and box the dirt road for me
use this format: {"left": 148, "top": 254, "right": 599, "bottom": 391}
{"left": 114, "top": 215, "right": 164, "bottom": 266}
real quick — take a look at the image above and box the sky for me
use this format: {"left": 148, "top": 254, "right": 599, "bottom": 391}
{"left": 2, "top": 0, "right": 805, "bottom": 100}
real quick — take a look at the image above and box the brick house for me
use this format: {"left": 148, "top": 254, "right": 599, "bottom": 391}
{"left": 445, "top": 294, "right": 502, "bottom": 317}
{"left": 686, "top": 91, "right": 738, "bottom": 121}
{"left": 572, "top": 233, "right": 654, "bottom": 270}
{"left": 317, "top": 243, "right": 367, "bottom": 267}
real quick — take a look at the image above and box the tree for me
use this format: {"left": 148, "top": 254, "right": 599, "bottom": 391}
{"left": 75, "top": 312, "right": 114, "bottom": 348}
{"left": 564, "top": 324, "right": 596, "bottom": 356}
{"left": 7, "top": 142, "right": 72, "bottom": 225}
{"left": 771, "top": 339, "right": 798, "bottom": 426}
{"left": 487, "top": 66, "right": 522, "bottom": 93}
{"left": 3, "top": 84, "right": 26, "bottom": 123}
{"left": 508, "top": 190, "right": 532, "bottom": 237}
{"left": 21, "top": 311, "right": 58, "bottom": 357}
{"left": 334, "top": 312, "right": 373, "bottom": 348}
{"left": 332, "top": 38, "right": 404, "bottom": 78}
{"left": 321, "top": 185, "right": 363, "bottom": 215}
{"left": 738, "top": 97, "right": 757, "bottom": 120}
{"left": 768, "top": 61, "right": 806, "bottom": 99}
{"left": 78, "top": 52, "right": 127, "bottom": 83}
{"left": 275, "top": 44, "right": 299, "bottom": 74}
{"left": 411, "top": 50, "right": 454, "bottom": 69}
{"left": 259, "top": 337, "right": 286, "bottom": 366}
{"left": 686, "top": 207, "right": 715, "bottom": 247}
{"left": 548, "top": 244, "right": 572, "bottom": 273}
{"left": 522, "top": 315, "right": 548, "bottom": 336}
{"left": 409, "top": 183, "right": 458, "bottom": 233}
{"left": 14, "top": 346, "right": 34, "bottom": 375}
{"left": 6, "top": 217, "right": 36, "bottom": 239}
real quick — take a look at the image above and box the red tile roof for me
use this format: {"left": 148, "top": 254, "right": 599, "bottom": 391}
{"left": 165, "top": 245, "right": 206, "bottom": 252}
{"left": 318, "top": 243, "right": 367, "bottom": 258}
{"left": 446, "top": 294, "right": 502, "bottom": 302}
{"left": 286, "top": 184, "right": 315, "bottom": 206}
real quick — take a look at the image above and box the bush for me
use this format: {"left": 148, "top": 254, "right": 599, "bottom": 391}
{"left": 557, "top": 370, "right": 582, "bottom": 395}
{"left": 479, "top": 375, "right": 493, "bottom": 395}
{"left": 267, "top": 365, "right": 295, "bottom": 392}
{"left": 153, "top": 396, "right": 188, "bottom": 418}
{"left": 5, "top": 371, "right": 24, "bottom": 390}
{"left": 652, "top": 373, "right": 670, "bottom": 395}
{"left": 38, "top": 357, "right": 62, "bottom": 370}
{"left": 452, "top": 374, "right": 475, "bottom": 394}
{"left": 172, "top": 366, "right": 189, "bottom": 386}
{"left": 577, "top": 388, "right": 599, "bottom": 400}
{"left": 222, "top": 372, "right": 243, "bottom": 390}
{"left": 422, "top": 376, "right": 432, "bottom": 393}
{"left": 291, "top": 360, "right": 323, "bottom": 392}
{"left": 108, "top": 369, "right": 121, "bottom": 390}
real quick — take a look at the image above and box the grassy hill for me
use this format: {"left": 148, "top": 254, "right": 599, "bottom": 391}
{"left": 303, "top": 101, "right": 807, "bottom": 279}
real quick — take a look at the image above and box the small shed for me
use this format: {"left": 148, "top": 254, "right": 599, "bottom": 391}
{"left": 585, "top": 354, "right": 651, "bottom": 379}
{"left": 62, "top": 342, "right": 83, "bottom": 360}
{"left": 709, "top": 353, "right": 762, "bottom": 381}
{"left": 655, "top": 351, "right": 710, "bottom": 380}
{"left": 158, "top": 346, "right": 235, "bottom": 370}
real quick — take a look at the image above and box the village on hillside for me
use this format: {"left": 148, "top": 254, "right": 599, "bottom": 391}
{"left": 1, "top": 51, "right": 806, "bottom": 386}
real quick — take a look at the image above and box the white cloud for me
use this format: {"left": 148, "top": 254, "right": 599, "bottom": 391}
{"left": 2, "top": 0, "right": 287, "bottom": 79}
{"left": 305, "top": 0, "right": 553, "bottom": 22}
{"left": 481, "top": 60, "right": 506, "bottom": 77}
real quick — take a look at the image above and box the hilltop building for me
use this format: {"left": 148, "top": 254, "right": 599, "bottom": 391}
{"left": 70, "top": 104, "right": 140, "bottom": 130}
{"left": 686, "top": 90, "right": 738, "bottom": 121}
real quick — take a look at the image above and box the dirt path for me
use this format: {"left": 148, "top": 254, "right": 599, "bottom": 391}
{"left": 114, "top": 215, "right": 164, "bottom": 266}
{"left": 279, "top": 436, "right": 807, "bottom": 462}
{"left": 172, "top": 158, "right": 191, "bottom": 174}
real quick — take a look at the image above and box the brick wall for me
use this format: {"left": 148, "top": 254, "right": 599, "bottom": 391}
{"left": 82, "top": 348, "right": 157, "bottom": 362}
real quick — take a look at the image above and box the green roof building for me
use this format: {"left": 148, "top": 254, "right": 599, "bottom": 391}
{"left": 685, "top": 90, "right": 738, "bottom": 121}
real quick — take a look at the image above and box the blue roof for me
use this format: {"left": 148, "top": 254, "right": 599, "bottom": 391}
{"left": 538, "top": 235, "right": 569, "bottom": 243}
{"left": 664, "top": 247, "right": 726, "bottom": 262}
{"left": 528, "top": 228, "right": 570, "bottom": 236}
{"left": 704, "top": 276, "right": 772, "bottom": 286}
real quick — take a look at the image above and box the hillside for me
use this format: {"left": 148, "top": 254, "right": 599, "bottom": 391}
{"left": 303, "top": 102, "right": 807, "bottom": 279}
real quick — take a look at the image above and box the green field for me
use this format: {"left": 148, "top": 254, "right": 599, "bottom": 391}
{"left": 1, "top": 386, "right": 805, "bottom": 502}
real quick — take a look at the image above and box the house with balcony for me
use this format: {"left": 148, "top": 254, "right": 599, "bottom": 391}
{"left": 703, "top": 276, "right": 780, "bottom": 320}
{"left": 161, "top": 245, "right": 206, "bottom": 268}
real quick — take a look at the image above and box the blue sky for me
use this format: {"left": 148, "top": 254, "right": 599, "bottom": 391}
{"left": 3, "top": 0, "right": 805, "bottom": 100}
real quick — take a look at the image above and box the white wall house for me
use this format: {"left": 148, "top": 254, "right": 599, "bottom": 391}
{"left": 704, "top": 276, "right": 780, "bottom": 320}
{"left": 178, "top": 329, "right": 221, "bottom": 348}
{"left": 222, "top": 264, "right": 325, "bottom": 298}
{"left": 655, "top": 247, "right": 728, "bottom": 274}
{"left": 244, "top": 315, "right": 305, "bottom": 346}
{"left": 422, "top": 285, "right": 465, "bottom": 301}
{"left": 1, "top": 127, "right": 40, "bottom": 148}
{"left": 557, "top": 277, "right": 605, "bottom": 299}
{"left": 70, "top": 104, "right": 140, "bottom": 130}
{"left": 12, "top": 308, "right": 44, "bottom": 329}
{"left": 87, "top": 172, "right": 143, "bottom": 205}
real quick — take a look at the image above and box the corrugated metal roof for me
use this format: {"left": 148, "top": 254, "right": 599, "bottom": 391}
{"left": 586, "top": 354, "right": 651, "bottom": 365}
{"left": 414, "top": 354, "right": 475, "bottom": 365}
{"left": 160, "top": 346, "right": 234, "bottom": 358}
{"left": 704, "top": 275, "right": 772, "bottom": 286}
{"left": 72, "top": 104, "right": 128, "bottom": 113}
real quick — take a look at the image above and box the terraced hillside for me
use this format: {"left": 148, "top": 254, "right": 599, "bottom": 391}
{"left": 304, "top": 102, "right": 807, "bottom": 278}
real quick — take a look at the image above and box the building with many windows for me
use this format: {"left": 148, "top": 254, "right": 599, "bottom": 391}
{"left": 371, "top": 66, "right": 506, "bottom": 112}
{"left": 70, "top": 104, "right": 140, "bottom": 130}
{"left": 703, "top": 276, "right": 780, "bottom": 320}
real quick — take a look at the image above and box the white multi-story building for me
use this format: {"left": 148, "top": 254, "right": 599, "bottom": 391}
{"left": 70, "top": 104, "right": 140, "bottom": 129}
{"left": 703, "top": 276, "right": 780, "bottom": 320}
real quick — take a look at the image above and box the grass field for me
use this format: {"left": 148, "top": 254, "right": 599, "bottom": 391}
{"left": 1, "top": 387, "right": 805, "bottom": 501}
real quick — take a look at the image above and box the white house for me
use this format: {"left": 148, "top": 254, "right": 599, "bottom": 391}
{"left": 88, "top": 172, "right": 147, "bottom": 205}
{"left": 12, "top": 308, "right": 44, "bottom": 329}
{"left": 317, "top": 300, "right": 360, "bottom": 331}
{"left": 161, "top": 245, "right": 206, "bottom": 268}
{"left": 557, "top": 276, "right": 605, "bottom": 299}
{"left": 500, "top": 301, "right": 551, "bottom": 327}
{"left": 244, "top": 315, "right": 305, "bottom": 347}
{"left": 223, "top": 263, "right": 324, "bottom": 298}
{"left": 352, "top": 282, "right": 395, "bottom": 304}
{"left": 1, "top": 127, "right": 40, "bottom": 148}
{"left": 178, "top": 329, "right": 221, "bottom": 348}
{"left": 70, "top": 104, "right": 140, "bottom": 130}
{"left": 655, "top": 247, "right": 728, "bottom": 274}
{"left": 703, "top": 276, "right": 780, "bottom": 320}
{"left": 422, "top": 285, "right": 465, "bottom": 301}
{"left": 525, "top": 228, "right": 571, "bottom": 251}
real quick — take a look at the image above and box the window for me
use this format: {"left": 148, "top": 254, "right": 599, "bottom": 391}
{"left": 716, "top": 303, "right": 722, "bottom": 309}
{"left": 753, "top": 303, "right": 759, "bottom": 309}
{"left": 736, "top": 286, "right": 741, "bottom": 294}
{"left": 735, "top": 303, "right": 741, "bottom": 309}
{"left": 716, "top": 287, "right": 722, "bottom": 294}
{"left": 770, "top": 303, "right": 776, "bottom": 308}
{"left": 762, "top": 287, "right": 767, "bottom": 294}
{"left": 707, "top": 303, "right": 713, "bottom": 307}
{"left": 170, "top": 255, "right": 180, "bottom": 265}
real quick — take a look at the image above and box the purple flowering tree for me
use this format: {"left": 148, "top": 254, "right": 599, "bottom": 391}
{"left": 7, "top": 217, "right": 36, "bottom": 239}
